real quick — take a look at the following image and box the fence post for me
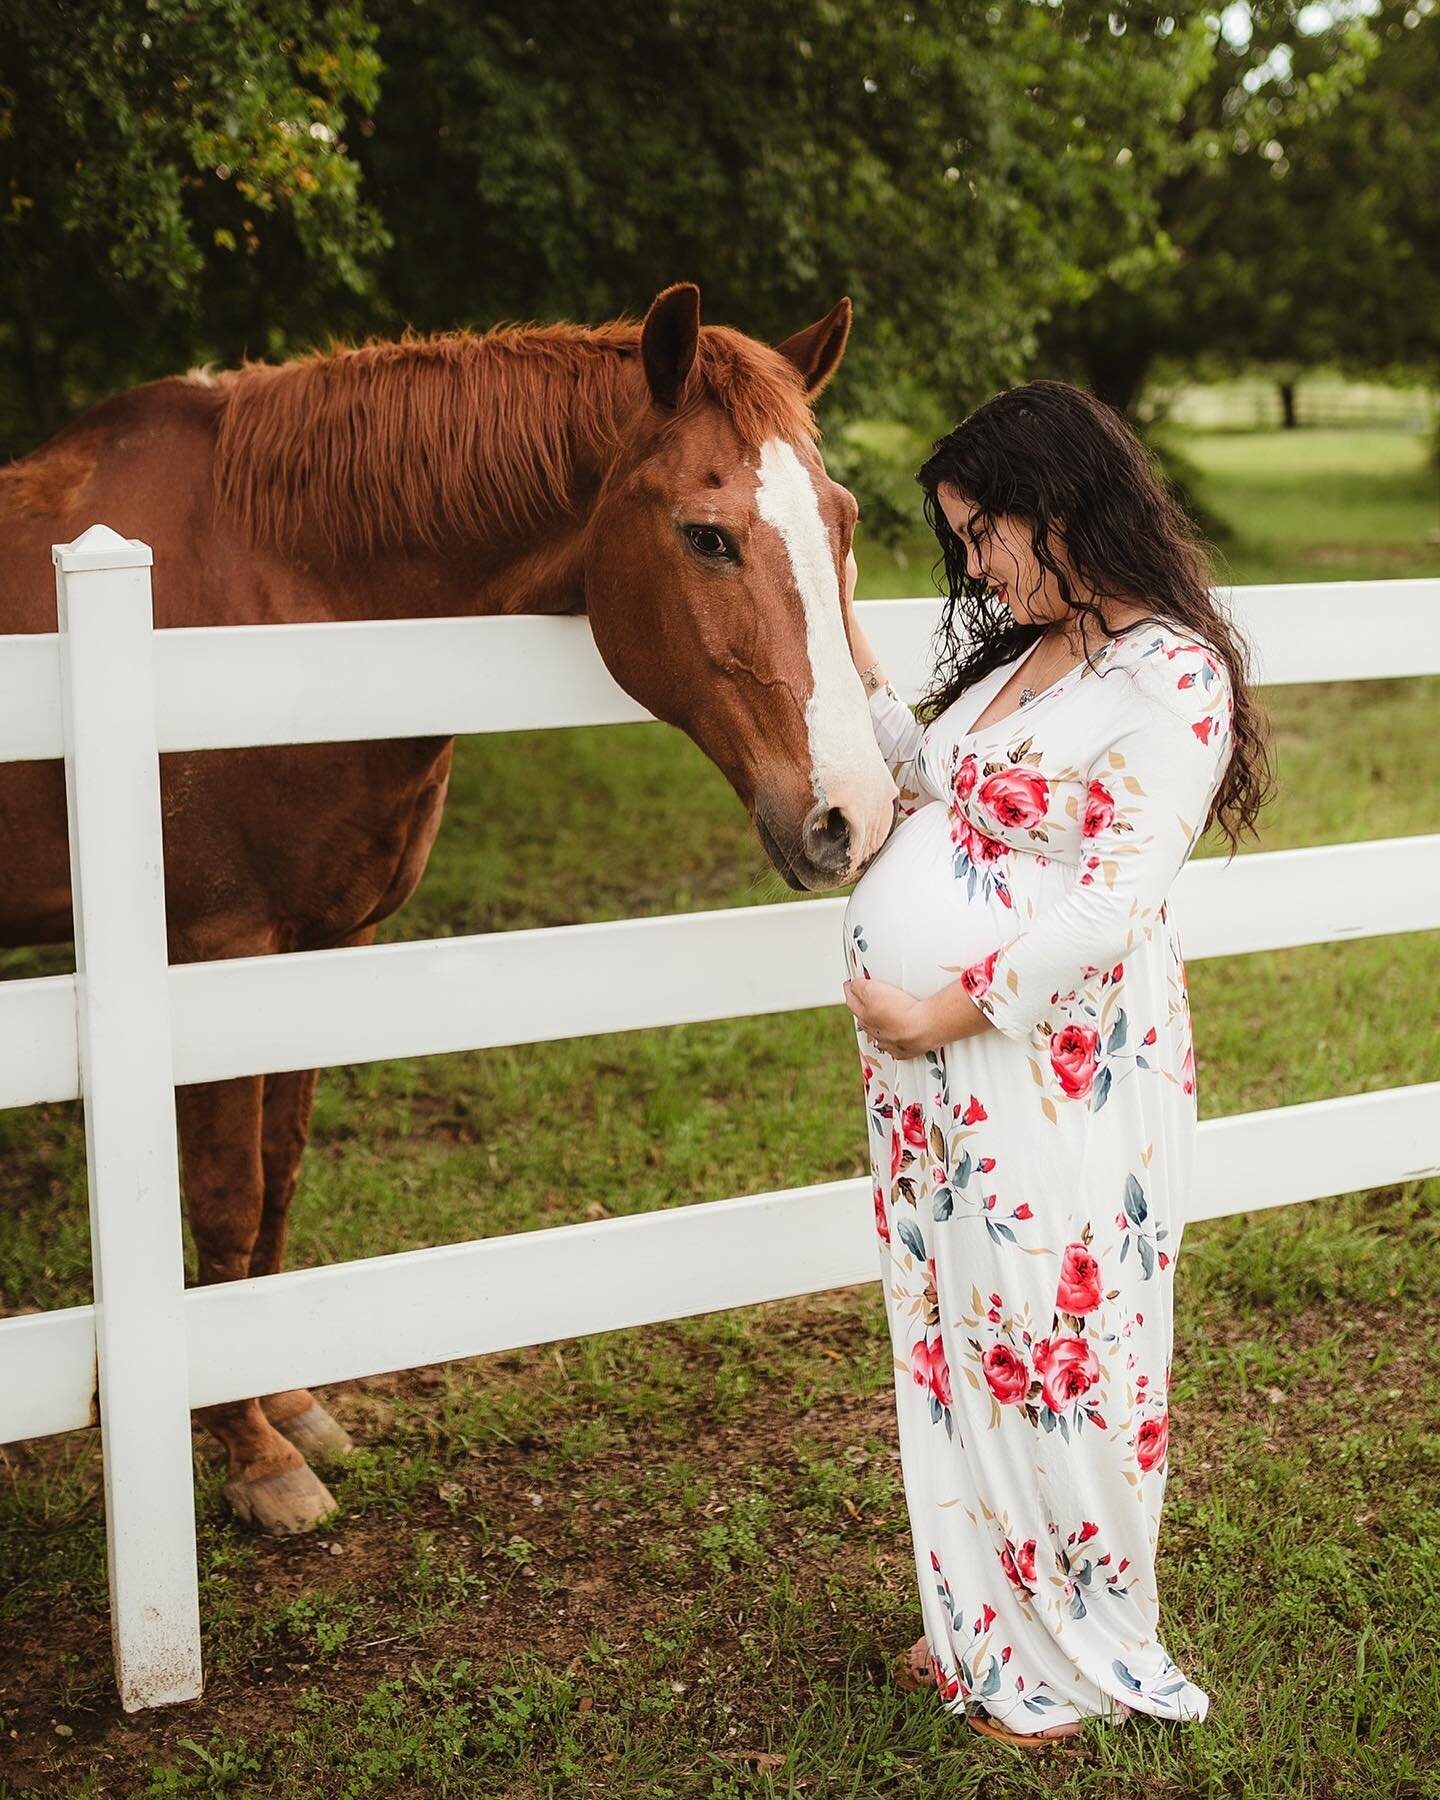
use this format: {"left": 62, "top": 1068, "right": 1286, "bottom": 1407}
{"left": 53, "top": 524, "right": 203, "bottom": 1710}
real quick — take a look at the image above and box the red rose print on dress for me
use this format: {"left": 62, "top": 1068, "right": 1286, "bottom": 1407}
{"left": 977, "top": 768, "right": 1050, "bottom": 829}
{"left": 930, "top": 1654, "right": 962, "bottom": 1702}
{"left": 948, "top": 762, "right": 1018, "bottom": 907}
{"left": 1082, "top": 779, "right": 1116, "bottom": 837}
{"left": 959, "top": 819, "right": 1007, "bottom": 865}
{"left": 1136, "top": 1411, "right": 1169, "bottom": 1471}
{"left": 912, "top": 1335, "right": 953, "bottom": 1408}
{"left": 873, "top": 1181, "right": 889, "bottom": 1246}
{"left": 981, "top": 1342, "right": 1030, "bottom": 1405}
{"left": 902, "top": 1103, "right": 928, "bottom": 1149}
{"left": 1032, "top": 1336, "right": 1100, "bottom": 1413}
{"left": 962, "top": 949, "right": 998, "bottom": 1000}
{"left": 999, "top": 1535, "right": 1039, "bottom": 1594}
{"left": 1049, "top": 1022, "right": 1100, "bottom": 1099}
{"left": 1056, "top": 1243, "right": 1104, "bottom": 1315}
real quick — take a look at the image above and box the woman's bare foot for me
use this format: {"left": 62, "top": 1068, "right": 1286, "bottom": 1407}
{"left": 895, "top": 1633, "right": 935, "bottom": 1690}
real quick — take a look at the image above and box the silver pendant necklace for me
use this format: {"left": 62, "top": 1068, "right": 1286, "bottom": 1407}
{"left": 1018, "top": 625, "right": 1066, "bottom": 706}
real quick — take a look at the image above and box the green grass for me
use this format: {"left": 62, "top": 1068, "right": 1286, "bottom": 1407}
{"left": 0, "top": 424, "right": 1436, "bottom": 1796}
{"left": 1171, "top": 427, "right": 1440, "bottom": 586}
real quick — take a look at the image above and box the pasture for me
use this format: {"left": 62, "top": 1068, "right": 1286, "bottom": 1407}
{"left": 1, "top": 423, "right": 1437, "bottom": 1797}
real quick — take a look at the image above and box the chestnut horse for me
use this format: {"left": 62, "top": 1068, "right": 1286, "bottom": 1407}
{"left": 0, "top": 283, "right": 897, "bottom": 1532}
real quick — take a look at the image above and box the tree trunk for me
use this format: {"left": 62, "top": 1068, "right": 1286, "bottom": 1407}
{"left": 1278, "top": 380, "right": 1299, "bottom": 429}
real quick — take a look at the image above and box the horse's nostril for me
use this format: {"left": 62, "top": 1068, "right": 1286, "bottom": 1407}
{"left": 802, "top": 801, "right": 851, "bottom": 872}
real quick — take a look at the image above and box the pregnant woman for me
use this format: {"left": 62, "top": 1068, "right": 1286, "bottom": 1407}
{"left": 840, "top": 380, "right": 1269, "bottom": 1747}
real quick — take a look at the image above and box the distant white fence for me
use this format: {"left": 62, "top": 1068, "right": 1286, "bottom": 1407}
{"left": 1152, "top": 376, "right": 1438, "bottom": 432}
{"left": 1, "top": 524, "right": 1437, "bottom": 1713}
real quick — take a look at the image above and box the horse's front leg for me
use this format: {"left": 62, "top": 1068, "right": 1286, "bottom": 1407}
{"left": 177, "top": 1073, "right": 339, "bottom": 1535}
{"left": 252, "top": 1067, "right": 355, "bottom": 1468}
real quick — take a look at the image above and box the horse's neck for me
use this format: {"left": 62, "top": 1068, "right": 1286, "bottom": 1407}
{"left": 326, "top": 511, "right": 594, "bottom": 624}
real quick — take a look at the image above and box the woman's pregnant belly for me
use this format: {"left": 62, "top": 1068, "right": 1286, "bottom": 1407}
{"left": 842, "top": 801, "right": 1020, "bottom": 1004}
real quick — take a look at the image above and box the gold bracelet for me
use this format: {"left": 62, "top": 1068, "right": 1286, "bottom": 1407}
{"left": 860, "top": 658, "right": 884, "bottom": 694}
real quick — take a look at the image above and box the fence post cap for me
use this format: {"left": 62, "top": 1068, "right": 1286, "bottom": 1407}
{"left": 52, "top": 524, "right": 154, "bottom": 573}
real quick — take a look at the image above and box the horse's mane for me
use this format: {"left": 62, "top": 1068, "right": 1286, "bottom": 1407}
{"left": 200, "top": 318, "right": 818, "bottom": 562}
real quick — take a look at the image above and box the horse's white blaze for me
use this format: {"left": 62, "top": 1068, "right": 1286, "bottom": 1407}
{"left": 754, "top": 437, "right": 897, "bottom": 867}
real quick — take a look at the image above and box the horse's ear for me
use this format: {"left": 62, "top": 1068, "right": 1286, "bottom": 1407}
{"left": 775, "top": 297, "right": 852, "bottom": 397}
{"left": 641, "top": 283, "right": 702, "bottom": 409}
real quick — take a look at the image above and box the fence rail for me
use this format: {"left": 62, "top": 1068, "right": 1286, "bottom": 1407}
{"left": 2, "top": 829, "right": 1437, "bottom": 1111}
{"left": 3, "top": 577, "right": 1440, "bottom": 764}
{"left": 1, "top": 523, "right": 1437, "bottom": 1711}
{"left": 6, "top": 1079, "right": 1436, "bottom": 1449}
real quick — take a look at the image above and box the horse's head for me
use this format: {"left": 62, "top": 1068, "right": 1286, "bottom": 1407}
{"left": 584, "top": 284, "right": 898, "bottom": 892}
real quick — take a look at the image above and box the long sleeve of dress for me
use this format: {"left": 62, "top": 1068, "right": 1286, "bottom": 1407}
{"left": 959, "top": 640, "right": 1235, "bottom": 1044}
{"left": 868, "top": 680, "right": 934, "bottom": 820}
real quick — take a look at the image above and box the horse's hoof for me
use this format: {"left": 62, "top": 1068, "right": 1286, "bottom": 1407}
{"left": 269, "top": 1399, "right": 355, "bottom": 1468}
{"left": 224, "top": 1463, "right": 338, "bottom": 1536}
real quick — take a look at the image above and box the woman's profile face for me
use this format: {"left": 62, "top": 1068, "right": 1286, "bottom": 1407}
{"left": 937, "top": 483, "right": 1068, "bottom": 626}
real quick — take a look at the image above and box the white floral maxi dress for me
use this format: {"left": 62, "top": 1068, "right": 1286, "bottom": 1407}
{"left": 841, "top": 620, "right": 1234, "bottom": 1733}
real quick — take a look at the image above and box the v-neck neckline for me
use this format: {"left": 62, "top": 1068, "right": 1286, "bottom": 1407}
{"left": 954, "top": 621, "right": 1145, "bottom": 744}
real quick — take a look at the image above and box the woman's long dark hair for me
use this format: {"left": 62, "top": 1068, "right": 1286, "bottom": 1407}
{"left": 915, "top": 379, "right": 1273, "bottom": 853}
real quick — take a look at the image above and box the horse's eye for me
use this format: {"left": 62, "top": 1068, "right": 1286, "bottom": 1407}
{"left": 685, "top": 524, "right": 736, "bottom": 561}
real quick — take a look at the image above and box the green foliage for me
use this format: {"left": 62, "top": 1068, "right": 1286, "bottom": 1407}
{"left": 0, "top": 0, "right": 389, "bottom": 450}
{"left": 355, "top": 0, "right": 1210, "bottom": 411}
{"left": 822, "top": 410, "right": 941, "bottom": 552}
{"left": 2, "top": 2, "right": 1434, "bottom": 465}
{"left": 1040, "top": 0, "right": 1440, "bottom": 409}
{"left": 1, "top": 0, "right": 1213, "bottom": 456}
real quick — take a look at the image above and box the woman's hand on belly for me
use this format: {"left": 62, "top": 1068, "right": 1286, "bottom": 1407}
{"left": 843, "top": 973, "right": 992, "bottom": 1057}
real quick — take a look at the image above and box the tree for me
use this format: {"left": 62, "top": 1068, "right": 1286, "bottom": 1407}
{"left": 0, "top": 0, "right": 389, "bottom": 452}
{"left": 1037, "top": 0, "right": 1439, "bottom": 414}
{"left": 353, "top": 0, "right": 1213, "bottom": 421}
{"left": 1246, "top": 0, "right": 1439, "bottom": 382}
{"left": 1, "top": 0, "right": 1210, "bottom": 457}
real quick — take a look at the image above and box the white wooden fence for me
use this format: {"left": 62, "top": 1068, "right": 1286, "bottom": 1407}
{"left": 1, "top": 522, "right": 1437, "bottom": 1712}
